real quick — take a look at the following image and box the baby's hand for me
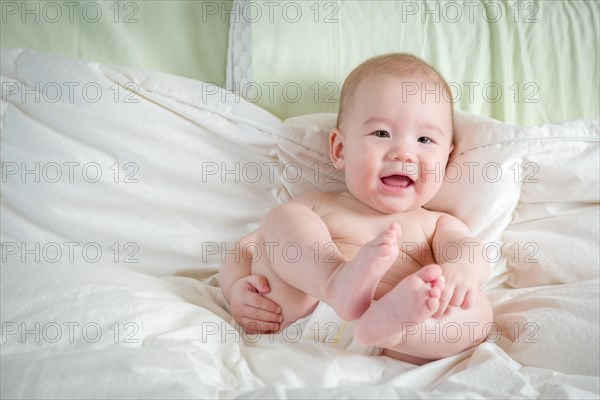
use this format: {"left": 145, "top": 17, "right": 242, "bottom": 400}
{"left": 434, "top": 264, "right": 479, "bottom": 318}
{"left": 229, "top": 275, "right": 282, "bottom": 333}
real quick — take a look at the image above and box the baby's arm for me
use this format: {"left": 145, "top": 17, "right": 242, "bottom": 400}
{"left": 218, "top": 231, "right": 282, "bottom": 333}
{"left": 432, "top": 214, "right": 490, "bottom": 318}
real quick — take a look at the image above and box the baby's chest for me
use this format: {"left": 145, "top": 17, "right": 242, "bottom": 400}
{"left": 322, "top": 210, "right": 437, "bottom": 298}
{"left": 322, "top": 211, "right": 434, "bottom": 263}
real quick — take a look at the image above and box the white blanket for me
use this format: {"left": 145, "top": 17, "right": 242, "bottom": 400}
{"left": 1, "top": 49, "right": 599, "bottom": 399}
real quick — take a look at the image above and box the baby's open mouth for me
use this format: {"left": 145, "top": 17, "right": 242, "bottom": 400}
{"left": 381, "top": 174, "right": 414, "bottom": 189}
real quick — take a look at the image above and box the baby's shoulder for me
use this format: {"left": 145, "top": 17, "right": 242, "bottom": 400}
{"left": 415, "top": 208, "right": 467, "bottom": 233}
{"left": 422, "top": 209, "right": 471, "bottom": 236}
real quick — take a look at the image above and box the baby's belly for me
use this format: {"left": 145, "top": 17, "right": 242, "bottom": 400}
{"left": 336, "top": 242, "right": 423, "bottom": 300}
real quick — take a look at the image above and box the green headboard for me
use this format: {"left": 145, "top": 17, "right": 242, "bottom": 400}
{"left": 241, "top": 0, "right": 599, "bottom": 126}
{"left": 1, "top": 0, "right": 231, "bottom": 85}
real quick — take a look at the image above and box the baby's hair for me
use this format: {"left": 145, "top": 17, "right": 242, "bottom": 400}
{"left": 336, "top": 53, "right": 454, "bottom": 130}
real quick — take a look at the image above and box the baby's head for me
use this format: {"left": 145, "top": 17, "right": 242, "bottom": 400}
{"left": 336, "top": 53, "right": 454, "bottom": 133}
{"left": 329, "top": 53, "right": 455, "bottom": 213}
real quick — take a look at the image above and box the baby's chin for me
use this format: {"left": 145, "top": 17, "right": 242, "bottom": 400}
{"left": 346, "top": 187, "right": 433, "bottom": 214}
{"left": 364, "top": 198, "right": 426, "bottom": 214}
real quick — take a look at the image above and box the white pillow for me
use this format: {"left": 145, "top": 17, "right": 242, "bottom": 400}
{"left": 502, "top": 120, "right": 600, "bottom": 287}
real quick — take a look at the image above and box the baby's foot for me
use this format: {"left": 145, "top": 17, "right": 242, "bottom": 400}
{"left": 353, "top": 264, "right": 444, "bottom": 347}
{"left": 325, "top": 223, "right": 401, "bottom": 321}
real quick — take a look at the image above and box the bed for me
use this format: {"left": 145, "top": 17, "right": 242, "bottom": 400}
{"left": 1, "top": 1, "right": 599, "bottom": 398}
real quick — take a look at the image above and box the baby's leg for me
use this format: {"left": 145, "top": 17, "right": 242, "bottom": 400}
{"left": 251, "top": 203, "right": 400, "bottom": 328}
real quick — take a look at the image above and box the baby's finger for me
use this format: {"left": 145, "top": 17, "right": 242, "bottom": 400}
{"left": 435, "top": 287, "right": 453, "bottom": 318}
{"left": 246, "top": 293, "right": 282, "bottom": 314}
{"left": 450, "top": 287, "right": 467, "bottom": 308}
{"left": 246, "top": 275, "right": 271, "bottom": 294}
{"left": 244, "top": 306, "right": 283, "bottom": 323}
{"left": 438, "top": 282, "right": 458, "bottom": 317}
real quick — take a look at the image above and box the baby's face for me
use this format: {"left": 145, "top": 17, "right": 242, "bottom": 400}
{"left": 332, "top": 73, "right": 454, "bottom": 213}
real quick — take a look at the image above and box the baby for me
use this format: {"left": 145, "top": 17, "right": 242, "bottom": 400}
{"left": 219, "top": 53, "right": 493, "bottom": 363}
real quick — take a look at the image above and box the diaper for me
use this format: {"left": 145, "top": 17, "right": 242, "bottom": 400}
{"left": 281, "top": 301, "right": 382, "bottom": 356}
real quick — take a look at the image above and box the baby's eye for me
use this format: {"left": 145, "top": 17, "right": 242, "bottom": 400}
{"left": 417, "top": 136, "right": 433, "bottom": 144}
{"left": 372, "top": 130, "right": 390, "bottom": 138}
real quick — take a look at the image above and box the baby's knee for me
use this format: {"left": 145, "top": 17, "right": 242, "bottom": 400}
{"left": 260, "top": 203, "right": 314, "bottom": 230}
{"left": 268, "top": 202, "right": 311, "bottom": 219}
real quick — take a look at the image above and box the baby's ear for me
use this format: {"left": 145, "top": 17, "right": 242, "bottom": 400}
{"left": 329, "top": 128, "right": 345, "bottom": 170}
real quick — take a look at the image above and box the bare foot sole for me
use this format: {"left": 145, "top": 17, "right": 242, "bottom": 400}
{"left": 353, "top": 264, "right": 444, "bottom": 347}
{"left": 325, "top": 223, "right": 401, "bottom": 320}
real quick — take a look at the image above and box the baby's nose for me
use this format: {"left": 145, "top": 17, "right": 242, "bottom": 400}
{"left": 388, "top": 149, "right": 415, "bottom": 163}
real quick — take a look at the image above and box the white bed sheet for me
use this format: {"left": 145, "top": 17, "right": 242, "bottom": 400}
{"left": 1, "top": 49, "right": 599, "bottom": 399}
{"left": 2, "top": 265, "right": 598, "bottom": 399}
